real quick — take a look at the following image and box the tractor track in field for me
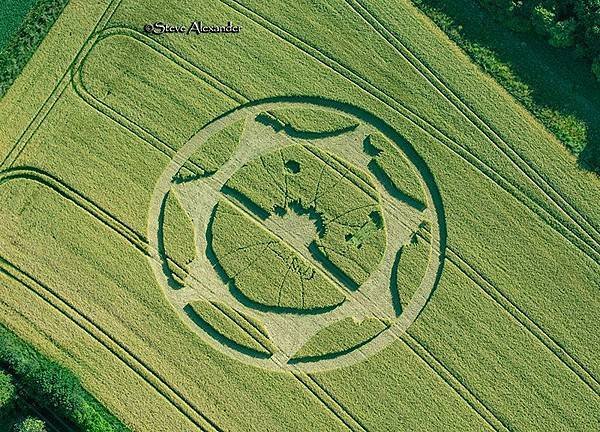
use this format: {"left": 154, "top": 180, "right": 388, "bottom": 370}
{"left": 0, "top": 167, "right": 147, "bottom": 253}
{"left": 93, "top": 26, "right": 599, "bottom": 268}
{"left": 1, "top": 142, "right": 502, "bottom": 430}
{"left": 0, "top": 0, "right": 124, "bottom": 170}
{"left": 2, "top": 4, "right": 598, "bottom": 429}
{"left": 446, "top": 247, "right": 600, "bottom": 396}
{"left": 72, "top": 25, "right": 600, "bottom": 425}
{"left": 71, "top": 69, "right": 206, "bottom": 178}
{"left": 186, "top": 295, "right": 369, "bottom": 431}
{"left": 399, "top": 332, "right": 510, "bottom": 431}
{"left": 344, "top": 0, "right": 600, "bottom": 253}
{"left": 0, "top": 259, "right": 222, "bottom": 432}
{"left": 67, "top": 25, "right": 600, "bottom": 394}
{"left": 215, "top": 0, "right": 600, "bottom": 266}
{"left": 0, "top": 169, "right": 366, "bottom": 432}
{"left": 12, "top": 14, "right": 599, "bottom": 267}
{"left": 5, "top": 161, "right": 597, "bottom": 409}
{"left": 414, "top": 221, "right": 600, "bottom": 396}
{"left": 294, "top": 372, "right": 370, "bottom": 432}
{"left": 206, "top": 289, "right": 370, "bottom": 432}
{"left": 0, "top": 158, "right": 505, "bottom": 430}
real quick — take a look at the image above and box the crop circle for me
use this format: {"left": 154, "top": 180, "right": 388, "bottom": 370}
{"left": 147, "top": 97, "right": 445, "bottom": 372}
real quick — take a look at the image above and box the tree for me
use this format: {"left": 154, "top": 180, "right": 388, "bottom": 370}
{"left": 574, "top": 1, "right": 600, "bottom": 56}
{"left": 477, "top": 0, "right": 600, "bottom": 81}
{"left": 531, "top": 4, "right": 556, "bottom": 36}
{"left": 549, "top": 18, "right": 577, "bottom": 47}
{"left": 0, "top": 370, "right": 16, "bottom": 410}
{"left": 593, "top": 56, "right": 600, "bottom": 80}
{"left": 15, "top": 417, "right": 47, "bottom": 432}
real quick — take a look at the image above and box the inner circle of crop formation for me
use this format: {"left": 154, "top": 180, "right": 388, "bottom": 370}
{"left": 147, "top": 98, "right": 445, "bottom": 372}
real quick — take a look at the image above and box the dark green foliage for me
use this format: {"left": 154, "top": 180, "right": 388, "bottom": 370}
{"left": 594, "top": 57, "right": 600, "bottom": 80}
{"left": 15, "top": 417, "right": 47, "bottom": 432}
{"left": 475, "top": 0, "right": 600, "bottom": 79}
{"left": 531, "top": 5, "right": 556, "bottom": 37}
{"left": 0, "top": 0, "right": 38, "bottom": 51}
{"left": 0, "top": 324, "right": 129, "bottom": 432}
{"left": 0, "top": 0, "right": 69, "bottom": 98}
{"left": 0, "top": 370, "right": 15, "bottom": 409}
{"left": 412, "top": 0, "right": 600, "bottom": 171}
{"left": 549, "top": 17, "right": 577, "bottom": 48}
{"left": 23, "top": 361, "right": 85, "bottom": 418}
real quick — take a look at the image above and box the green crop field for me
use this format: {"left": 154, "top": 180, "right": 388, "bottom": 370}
{"left": 0, "top": 0, "right": 599, "bottom": 431}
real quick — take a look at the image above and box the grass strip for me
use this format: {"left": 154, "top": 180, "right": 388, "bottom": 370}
{"left": 0, "top": 0, "right": 69, "bottom": 98}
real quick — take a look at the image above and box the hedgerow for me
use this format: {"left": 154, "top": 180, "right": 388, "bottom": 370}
{"left": 478, "top": 0, "right": 600, "bottom": 81}
{"left": 2, "top": 0, "right": 600, "bottom": 429}
{"left": 15, "top": 417, "right": 47, "bottom": 432}
{"left": 0, "top": 0, "right": 69, "bottom": 98}
{"left": 0, "top": 370, "right": 15, "bottom": 409}
{"left": 412, "top": 0, "right": 600, "bottom": 169}
{"left": 0, "top": 324, "right": 129, "bottom": 432}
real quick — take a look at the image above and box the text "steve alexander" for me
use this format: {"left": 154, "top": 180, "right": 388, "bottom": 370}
{"left": 143, "top": 21, "right": 241, "bottom": 35}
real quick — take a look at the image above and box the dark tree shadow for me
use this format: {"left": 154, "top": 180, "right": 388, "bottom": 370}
{"left": 414, "top": 0, "right": 600, "bottom": 173}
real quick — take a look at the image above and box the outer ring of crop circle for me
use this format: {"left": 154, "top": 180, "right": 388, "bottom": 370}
{"left": 147, "top": 96, "right": 446, "bottom": 373}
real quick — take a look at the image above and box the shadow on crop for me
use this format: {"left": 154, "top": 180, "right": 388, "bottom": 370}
{"left": 363, "top": 136, "right": 426, "bottom": 211}
{"left": 288, "top": 323, "right": 386, "bottom": 364}
{"left": 389, "top": 249, "right": 404, "bottom": 317}
{"left": 156, "top": 192, "right": 186, "bottom": 290}
{"left": 204, "top": 204, "right": 341, "bottom": 316}
{"left": 413, "top": 0, "right": 600, "bottom": 173}
{"left": 203, "top": 95, "right": 447, "bottom": 311}
{"left": 183, "top": 303, "right": 271, "bottom": 359}
{"left": 256, "top": 111, "right": 358, "bottom": 140}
